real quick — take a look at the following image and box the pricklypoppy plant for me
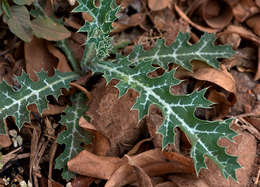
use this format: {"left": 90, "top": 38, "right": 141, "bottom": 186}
{"left": 0, "top": 0, "right": 241, "bottom": 181}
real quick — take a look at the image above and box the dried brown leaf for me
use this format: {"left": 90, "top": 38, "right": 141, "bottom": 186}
{"left": 79, "top": 118, "right": 111, "bottom": 156}
{"left": 148, "top": 0, "right": 171, "bottom": 11}
{"left": 225, "top": 25, "right": 260, "bottom": 45}
{"left": 202, "top": 0, "right": 233, "bottom": 29}
{"left": 174, "top": 4, "right": 218, "bottom": 33}
{"left": 24, "top": 37, "right": 57, "bottom": 81}
{"left": 47, "top": 44, "right": 72, "bottom": 73}
{"left": 175, "top": 61, "right": 236, "bottom": 94}
{"left": 0, "top": 133, "right": 11, "bottom": 148}
{"left": 126, "top": 155, "right": 153, "bottom": 187}
{"left": 246, "top": 14, "right": 260, "bottom": 36}
{"left": 232, "top": 1, "right": 260, "bottom": 22}
{"left": 106, "top": 149, "right": 194, "bottom": 186}
{"left": 68, "top": 150, "right": 125, "bottom": 179}
{"left": 71, "top": 176, "right": 95, "bottom": 187}
{"left": 206, "top": 89, "right": 233, "bottom": 120}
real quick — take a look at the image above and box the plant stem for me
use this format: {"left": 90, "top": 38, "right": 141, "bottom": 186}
{"left": 56, "top": 40, "right": 79, "bottom": 73}
{"left": 80, "top": 42, "right": 96, "bottom": 72}
{"left": 80, "top": 30, "right": 101, "bottom": 72}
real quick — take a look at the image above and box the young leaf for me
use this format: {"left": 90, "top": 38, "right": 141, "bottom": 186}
{"left": 0, "top": 70, "right": 79, "bottom": 134}
{"left": 55, "top": 93, "right": 91, "bottom": 181}
{"left": 73, "top": 0, "right": 120, "bottom": 66}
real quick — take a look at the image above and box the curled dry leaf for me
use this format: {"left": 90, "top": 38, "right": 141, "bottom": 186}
{"left": 127, "top": 138, "right": 153, "bottom": 156}
{"left": 246, "top": 14, "right": 260, "bottom": 36}
{"left": 175, "top": 61, "right": 236, "bottom": 94}
{"left": 217, "top": 32, "right": 241, "bottom": 49}
{"left": 105, "top": 149, "right": 194, "bottom": 187}
{"left": 206, "top": 89, "right": 233, "bottom": 120}
{"left": 64, "top": 16, "right": 82, "bottom": 30}
{"left": 148, "top": 0, "right": 171, "bottom": 11}
{"left": 47, "top": 44, "right": 72, "bottom": 73}
{"left": 79, "top": 117, "right": 111, "bottom": 156}
{"left": 225, "top": 25, "right": 260, "bottom": 45}
{"left": 68, "top": 149, "right": 194, "bottom": 186}
{"left": 202, "top": 0, "right": 233, "bottom": 29}
{"left": 174, "top": 4, "right": 218, "bottom": 33}
{"left": 28, "top": 104, "right": 66, "bottom": 118}
{"left": 125, "top": 155, "right": 153, "bottom": 187}
{"left": 70, "top": 82, "right": 92, "bottom": 101}
{"left": 67, "top": 150, "right": 125, "bottom": 179}
{"left": 232, "top": 1, "right": 260, "bottom": 22}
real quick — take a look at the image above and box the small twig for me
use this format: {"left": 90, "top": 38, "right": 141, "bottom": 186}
{"left": 236, "top": 117, "right": 260, "bottom": 140}
{"left": 255, "top": 167, "right": 260, "bottom": 185}
{"left": 48, "top": 142, "right": 58, "bottom": 187}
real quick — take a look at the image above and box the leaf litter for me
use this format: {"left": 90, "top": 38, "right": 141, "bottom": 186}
{"left": 0, "top": 0, "right": 259, "bottom": 186}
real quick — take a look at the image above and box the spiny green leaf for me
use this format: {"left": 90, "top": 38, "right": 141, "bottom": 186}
{"left": 55, "top": 93, "right": 91, "bottom": 181}
{"left": 73, "top": 0, "right": 120, "bottom": 60}
{"left": 0, "top": 70, "right": 79, "bottom": 134}
{"left": 126, "top": 32, "right": 235, "bottom": 71}
{"left": 91, "top": 33, "right": 241, "bottom": 180}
